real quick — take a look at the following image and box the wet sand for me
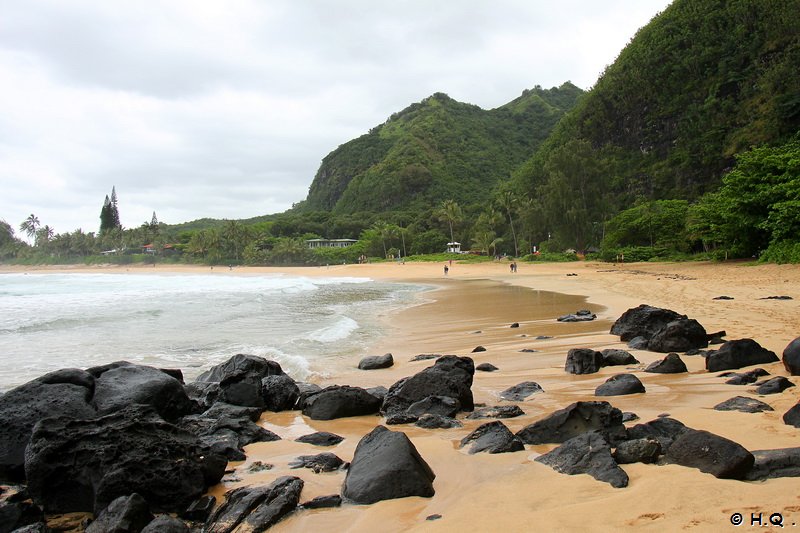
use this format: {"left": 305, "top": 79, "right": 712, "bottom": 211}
{"left": 4, "top": 260, "right": 800, "bottom": 531}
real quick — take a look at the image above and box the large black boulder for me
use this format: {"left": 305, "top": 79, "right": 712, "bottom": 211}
{"left": 646, "top": 319, "right": 708, "bottom": 353}
{"left": 536, "top": 431, "right": 629, "bottom": 488}
{"left": 515, "top": 401, "right": 626, "bottom": 445}
{"left": 358, "top": 353, "right": 394, "bottom": 370}
{"left": 755, "top": 376, "right": 795, "bottom": 395}
{"left": 745, "top": 448, "right": 800, "bottom": 481}
{"left": 644, "top": 353, "right": 688, "bottom": 374}
{"left": 610, "top": 304, "right": 686, "bottom": 342}
{"left": 0, "top": 369, "right": 97, "bottom": 481}
{"left": 625, "top": 417, "right": 689, "bottom": 454}
{"left": 195, "top": 354, "right": 285, "bottom": 408}
{"left": 261, "top": 374, "right": 299, "bottom": 412}
{"left": 381, "top": 356, "right": 474, "bottom": 416}
{"left": 783, "top": 337, "right": 800, "bottom": 375}
{"left": 564, "top": 349, "right": 603, "bottom": 375}
{"left": 784, "top": 403, "right": 800, "bottom": 427}
{"left": 205, "top": 476, "right": 303, "bottom": 533}
{"left": 595, "top": 374, "right": 645, "bottom": 396}
{"left": 705, "top": 339, "right": 779, "bottom": 372}
{"left": 24, "top": 405, "right": 226, "bottom": 514}
{"left": 301, "top": 385, "right": 381, "bottom": 420}
{"left": 713, "top": 396, "right": 774, "bottom": 413}
{"left": 459, "top": 421, "right": 524, "bottom": 454}
{"left": 90, "top": 362, "right": 193, "bottom": 422}
{"left": 600, "top": 349, "right": 639, "bottom": 366}
{"left": 85, "top": 493, "right": 153, "bottom": 533}
{"left": 341, "top": 426, "right": 435, "bottom": 504}
{"left": 665, "top": 429, "right": 754, "bottom": 479}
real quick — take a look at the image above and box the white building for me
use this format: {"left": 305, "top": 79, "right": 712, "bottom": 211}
{"left": 446, "top": 242, "right": 462, "bottom": 253}
{"left": 306, "top": 238, "right": 358, "bottom": 249}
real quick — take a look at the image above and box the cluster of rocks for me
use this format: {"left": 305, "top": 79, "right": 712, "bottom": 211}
{"left": 557, "top": 309, "right": 597, "bottom": 322}
{"left": 2, "top": 301, "right": 798, "bottom": 532}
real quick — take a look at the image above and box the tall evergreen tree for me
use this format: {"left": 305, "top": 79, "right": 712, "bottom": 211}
{"left": 110, "top": 186, "right": 121, "bottom": 229}
{"left": 99, "top": 195, "right": 113, "bottom": 234}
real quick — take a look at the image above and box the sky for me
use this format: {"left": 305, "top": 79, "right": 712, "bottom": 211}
{"left": 0, "top": 0, "right": 673, "bottom": 237}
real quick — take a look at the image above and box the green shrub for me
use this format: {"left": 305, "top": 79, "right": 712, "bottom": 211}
{"left": 759, "top": 241, "right": 800, "bottom": 264}
{"left": 521, "top": 252, "right": 579, "bottom": 262}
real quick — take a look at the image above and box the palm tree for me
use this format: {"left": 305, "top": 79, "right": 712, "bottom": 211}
{"left": 436, "top": 199, "right": 463, "bottom": 244}
{"left": 19, "top": 214, "right": 40, "bottom": 242}
{"left": 35, "top": 225, "right": 54, "bottom": 247}
{"left": 497, "top": 190, "right": 519, "bottom": 257}
{"left": 371, "top": 221, "right": 391, "bottom": 258}
{"left": 472, "top": 230, "right": 502, "bottom": 257}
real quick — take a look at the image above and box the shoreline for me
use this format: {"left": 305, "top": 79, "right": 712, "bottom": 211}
{"left": 3, "top": 260, "right": 800, "bottom": 531}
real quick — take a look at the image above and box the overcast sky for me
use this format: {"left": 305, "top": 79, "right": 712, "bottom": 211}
{"left": 0, "top": 0, "right": 672, "bottom": 237}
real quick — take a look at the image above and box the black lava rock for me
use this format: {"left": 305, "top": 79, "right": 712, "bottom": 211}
{"left": 564, "top": 348, "right": 603, "bottom": 375}
{"left": 665, "top": 429, "right": 754, "bottom": 479}
{"left": 705, "top": 339, "right": 779, "bottom": 372}
{"left": 536, "top": 431, "right": 628, "bottom": 488}
{"left": 25, "top": 405, "right": 226, "bottom": 514}
{"left": 288, "top": 453, "right": 344, "bottom": 473}
{"left": 755, "top": 376, "right": 795, "bottom": 395}
{"left": 625, "top": 417, "right": 689, "bottom": 454}
{"left": 415, "top": 414, "right": 462, "bottom": 429}
{"left": 302, "top": 385, "right": 382, "bottom": 420}
{"left": 0, "top": 369, "right": 97, "bottom": 481}
{"left": 261, "top": 374, "right": 300, "bottom": 412}
{"left": 381, "top": 356, "right": 474, "bottom": 416}
{"left": 295, "top": 432, "right": 344, "bottom": 447}
{"left": 341, "top": 426, "right": 435, "bottom": 504}
{"left": 613, "top": 437, "right": 662, "bottom": 464}
{"left": 600, "top": 349, "right": 640, "bottom": 366}
{"left": 85, "top": 493, "right": 153, "bottom": 533}
{"left": 745, "top": 448, "right": 800, "bottom": 481}
{"left": 783, "top": 337, "right": 800, "bottom": 375}
{"left": 476, "top": 363, "right": 499, "bottom": 372}
{"left": 610, "top": 304, "right": 686, "bottom": 342}
{"left": 406, "top": 395, "right": 460, "bottom": 418}
{"left": 459, "top": 421, "right": 524, "bottom": 454}
{"left": 466, "top": 405, "right": 526, "bottom": 419}
{"left": 516, "top": 401, "right": 626, "bottom": 446}
{"left": 644, "top": 353, "right": 688, "bottom": 374}
{"left": 714, "top": 396, "right": 774, "bottom": 413}
{"left": 647, "top": 319, "right": 708, "bottom": 353}
{"left": 595, "top": 374, "right": 646, "bottom": 396}
{"left": 358, "top": 353, "right": 394, "bottom": 370}
{"left": 205, "top": 476, "right": 303, "bottom": 533}
{"left": 499, "top": 381, "right": 543, "bottom": 401}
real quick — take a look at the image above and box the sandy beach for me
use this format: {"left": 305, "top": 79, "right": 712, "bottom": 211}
{"left": 4, "top": 260, "right": 799, "bottom": 532}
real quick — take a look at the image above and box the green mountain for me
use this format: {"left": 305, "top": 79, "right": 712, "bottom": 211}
{"left": 300, "top": 83, "right": 584, "bottom": 214}
{"left": 513, "top": 0, "right": 800, "bottom": 248}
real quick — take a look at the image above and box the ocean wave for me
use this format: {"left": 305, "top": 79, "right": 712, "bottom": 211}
{"left": 307, "top": 316, "right": 360, "bottom": 343}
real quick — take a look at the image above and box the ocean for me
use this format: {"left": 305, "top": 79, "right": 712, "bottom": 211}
{"left": 0, "top": 272, "right": 427, "bottom": 392}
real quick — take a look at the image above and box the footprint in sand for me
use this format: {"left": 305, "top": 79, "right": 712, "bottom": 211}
{"left": 627, "top": 512, "right": 665, "bottom": 526}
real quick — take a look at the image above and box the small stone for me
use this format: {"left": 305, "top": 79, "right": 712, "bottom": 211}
{"left": 476, "top": 363, "right": 498, "bottom": 372}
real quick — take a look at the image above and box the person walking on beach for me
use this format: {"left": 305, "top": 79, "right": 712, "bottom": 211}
{"left": 444, "top": 264, "right": 449, "bottom": 275}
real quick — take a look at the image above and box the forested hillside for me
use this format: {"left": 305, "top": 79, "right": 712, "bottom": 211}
{"left": 301, "top": 83, "right": 584, "bottom": 213}
{"left": 513, "top": 0, "right": 800, "bottom": 252}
